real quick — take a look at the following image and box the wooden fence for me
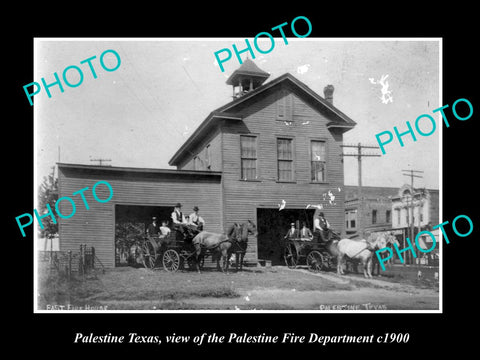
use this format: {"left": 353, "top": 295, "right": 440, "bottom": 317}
{"left": 39, "top": 244, "right": 105, "bottom": 280}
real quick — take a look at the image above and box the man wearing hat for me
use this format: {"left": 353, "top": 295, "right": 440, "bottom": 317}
{"left": 188, "top": 206, "right": 205, "bottom": 231}
{"left": 300, "top": 222, "right": 313, "bottom": 240}
{"left": 313, "top": 211, "right": 331, "bottom": 243}
{"left": 171, "top": 203, "right": 187, "bottom": 225}
{"left": 284, "top": 222, "right": 299, "bottom": 239}
{"left": 171, "top": 202, "right": 194, "bottom": 240}
{"left": 146, "top": 216, "right": 160, "bottom": 237}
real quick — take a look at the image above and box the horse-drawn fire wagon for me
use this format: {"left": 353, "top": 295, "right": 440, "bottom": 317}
{"left": 129, "top": 226, "right": 202, "bottom": 272}
{"left": 283, "top": 231, "right": 340, "bottom": 272}
{"left": 129, "top": 221, "right": 256, "bottom": 273}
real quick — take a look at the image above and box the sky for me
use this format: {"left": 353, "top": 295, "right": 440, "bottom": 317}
{"left": 35, "top": 38, "right": 440, "bottom": 190}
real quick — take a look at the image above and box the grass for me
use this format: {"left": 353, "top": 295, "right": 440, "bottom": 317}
{"left": 37, "top": 265, "right": 356, "bottom": 309}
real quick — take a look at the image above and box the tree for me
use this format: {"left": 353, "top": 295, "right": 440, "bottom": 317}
{"left": 38, "top": 172, "right": 58, "bottom": 240}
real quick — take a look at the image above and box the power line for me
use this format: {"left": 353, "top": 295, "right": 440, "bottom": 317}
{"left": 402, "top": 169, "right": 424, "bottom": 264}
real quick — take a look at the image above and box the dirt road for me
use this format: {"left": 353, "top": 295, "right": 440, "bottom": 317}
{"left": 38, "top": 265, "right": 439, "bottom": 311}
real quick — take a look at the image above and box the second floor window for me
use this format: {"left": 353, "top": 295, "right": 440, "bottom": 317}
{"left": 277, "top": 138, "right": 293, "bottom": 181}
{"left": 311, "top": 140, "right": 326, "bottom": 182}
{"left": 372, "top": 209, "right": 377, "bottom": 224}
{"left": 240, "top": 135, "right": 257, "bottom": 180}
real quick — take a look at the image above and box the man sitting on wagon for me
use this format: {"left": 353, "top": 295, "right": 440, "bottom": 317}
{"left": 146, "top": 217, "right": 160, "bottom": 238}
{"left": 284, "top": 223, "right": 299, "bottom": 239}
{"left": 313, "top": 212, "right": 331, "bottom": 244}
{"left": 171, "top": 203, "right": 197, "bottom": 241}
{"left": 159, "top": 220, "right": 171, "bottom": 238}
{"left": 188, "top": 206, "right": 205, "bottom": 231}
{"left": 300, "top": 222, "right": 313, "bottom": 241}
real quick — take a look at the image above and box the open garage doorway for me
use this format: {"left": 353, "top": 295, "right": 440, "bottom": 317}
{"left": 257, "top": 208, "right": 315, "bottom": 265}
{"left": 115, "top": 204, "right": 172, "bottom": 266}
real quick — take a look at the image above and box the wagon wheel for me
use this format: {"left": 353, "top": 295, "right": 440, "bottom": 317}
{"left": 163, "top": 249, "right": 181, "bottom": 272}
{"left": 141, "top": 241, "right": 157, "bottom": 269}
{"left": 284, "top": 243, "right": 298, "bottom": 269}
{"left": 306, "top": 250, "right": 325, "bottom": 272}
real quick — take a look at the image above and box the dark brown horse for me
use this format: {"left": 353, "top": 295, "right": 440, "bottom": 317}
{"left": 192, "top": 220, "right": 257, "bottom": 273}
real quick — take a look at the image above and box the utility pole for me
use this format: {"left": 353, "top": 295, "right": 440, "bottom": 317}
{"left": 90, "top": 158, "right": 112, "bottom": 166}
{"left": 402, "top": 169, "right": 423, "bottom": 264}
{"left": 342, "top": 143, "right": 381, "bottom": 237}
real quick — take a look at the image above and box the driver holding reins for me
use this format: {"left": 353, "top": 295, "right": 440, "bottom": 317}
{"left": 171, "top": 203, "right": 199, "bottom": 241}
{"left": 313, "top": 211, "right": 331, "bottom": 243}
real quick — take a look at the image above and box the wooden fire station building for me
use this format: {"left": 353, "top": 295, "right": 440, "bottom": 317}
{"left": 58, "top": 60, "right": 357, "bottom": 268}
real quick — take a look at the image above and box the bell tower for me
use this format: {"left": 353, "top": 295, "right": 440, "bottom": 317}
{"left": 226, "top": 59, "right": 270, "bottom": 99}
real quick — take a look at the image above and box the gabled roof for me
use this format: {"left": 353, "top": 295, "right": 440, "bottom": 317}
{"left": 169, "top": 72, "right": 357, "bottom": 166}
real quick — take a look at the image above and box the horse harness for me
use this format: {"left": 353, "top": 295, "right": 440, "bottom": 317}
{"left": 349, "top": 241, "right": 375, "bottom": 259}
{"left": 196, "top": 238, "right": 246, "bottom": 257}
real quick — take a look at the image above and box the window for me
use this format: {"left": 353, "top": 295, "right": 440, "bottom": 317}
{"left": 277, "top": 138, "right": 293, "bottom": 181}
{"left": 372, "top": 209, "right": 377, "bottom": 224}
{"left": 346, "top": 209, "right": 357, "bottom": 230}
{"left": 276, "top": 89, "right": 291, "bottom": 120}
{"left": 386, "top": 210, "right": 391, "bottom": 223}
{"left": 240, "top": 135, "right": 257, "bottom": 180}
{"left": 311, "top": 140, "right": 326, "bottom": 182}
{"left": 395, "top": 208, "right": 400, "bottom": 226}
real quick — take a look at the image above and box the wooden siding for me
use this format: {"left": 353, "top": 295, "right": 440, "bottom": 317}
{"left": 58, "top": 167, "right": 222, "bottom": 268}
{"left": 177, "top": 128, "right": 222, "bottom": 172}
{"left": 220, "top": 85, "right": 346, "bottom": 261}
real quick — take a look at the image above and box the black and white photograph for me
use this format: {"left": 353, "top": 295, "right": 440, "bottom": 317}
{"left": 33, "top": 38, "right": 441, "bottom": 312}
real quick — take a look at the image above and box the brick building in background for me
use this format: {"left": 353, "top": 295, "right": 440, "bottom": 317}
{"left": 345, "top": 184, "right": 439, "bottom": 266}
{"left": 344, "top": 185, "right": 398, "bottom": 237}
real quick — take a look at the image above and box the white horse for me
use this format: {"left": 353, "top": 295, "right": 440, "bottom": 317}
{"left": 370, "top": 232, "right": 399, "bottom": 274}
{"left": 336, "top": 235, "right": 387, "bottom": 278}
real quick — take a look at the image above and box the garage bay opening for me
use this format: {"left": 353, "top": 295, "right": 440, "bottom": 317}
{"left": 257, "top": 208, "right": 315, "bottom": 265}
{"left": 115, "top": 204, "right": 172, "bottom": 267}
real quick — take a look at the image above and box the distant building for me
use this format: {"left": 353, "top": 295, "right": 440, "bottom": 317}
{"left": 344, "top": 185, "right": 398, "bottom": 237}
{"left": 344, "top": 184, "right": 440, "bottom": 266}
{"left": 392, "top": 184, "right": 439, "bottom": 229}
{"left": 391, "top": 184, "right": 439, "bottom": 266}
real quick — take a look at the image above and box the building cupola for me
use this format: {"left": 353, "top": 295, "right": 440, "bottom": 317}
{"left": 226, "top": 59, "right": 270, "bottom": 99}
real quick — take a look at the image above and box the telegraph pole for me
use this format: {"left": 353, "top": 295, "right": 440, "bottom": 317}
{"left": 342, "top": 143, "right": 381, "bottom": 237}
{"left": 402, "top": 169, "right": 423, "bottom": 264}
